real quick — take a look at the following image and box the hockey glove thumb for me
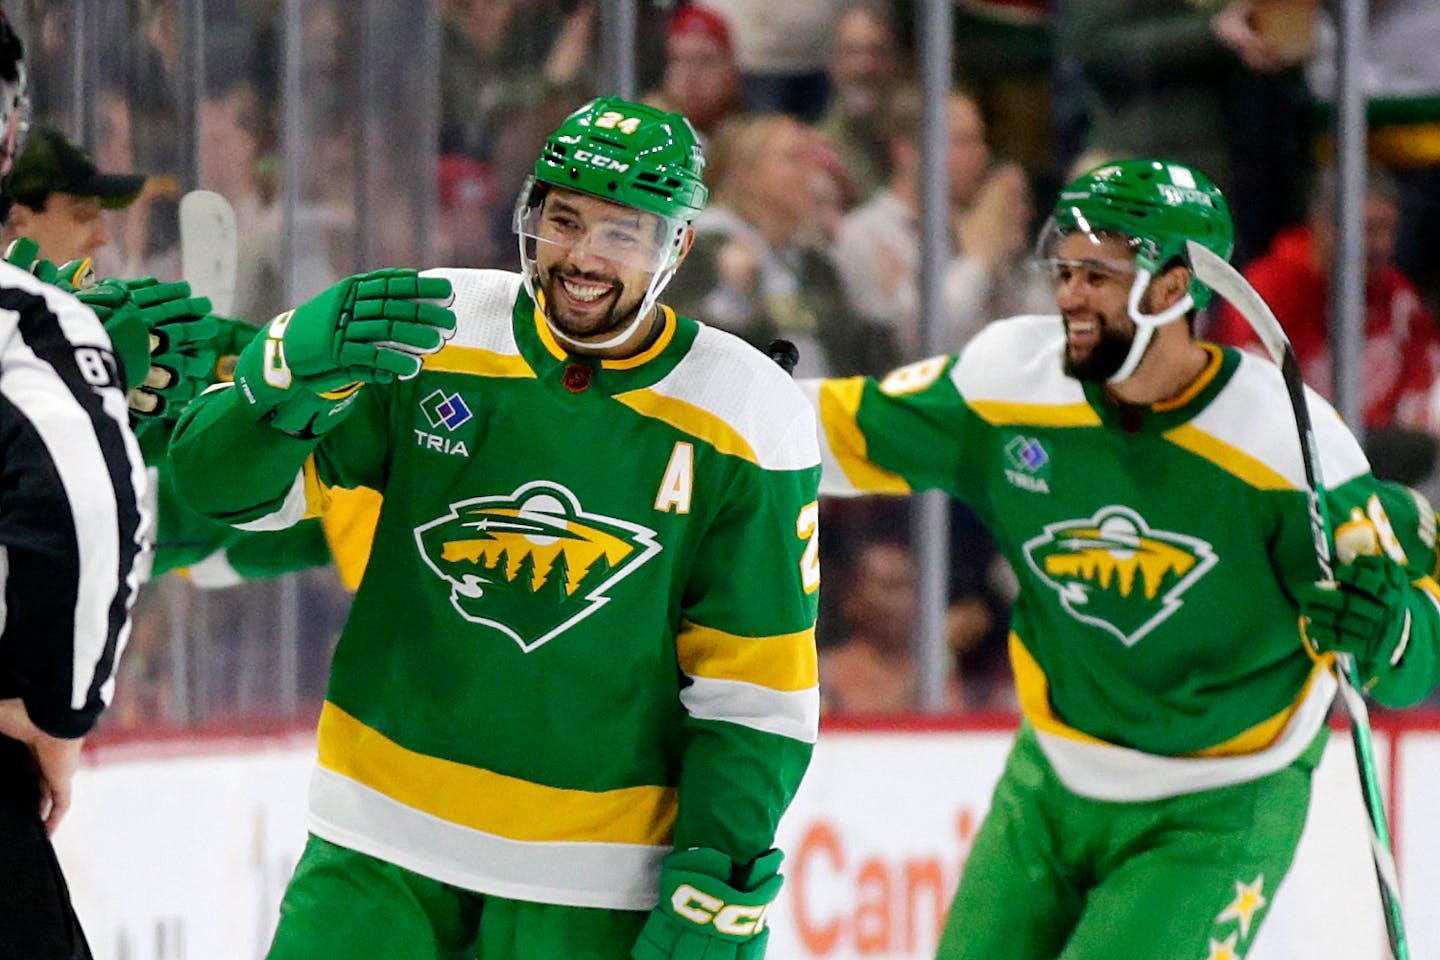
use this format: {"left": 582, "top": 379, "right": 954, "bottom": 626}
{"left": 2, "top": 237, "right": 59, "bottom": 282}
{"left": 632, "top": 848, "right": 783, "bottom": 960}
{"left": 232, "top": 268, "right": 456, "bottom": 437}
{"left": 1299, "top": 554, "right": 1417, "bottom": 685}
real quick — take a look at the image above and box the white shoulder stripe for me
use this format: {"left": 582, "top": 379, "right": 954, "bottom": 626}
{"left": 235, "top": 472, "right": 309, "bottom": 532}
{"left": 646, "top": 325, "right": 820, "bottom": 471}
{"left": 1187, "top": 352, "right": 1368, "bottom": 489}
{"left": 680, "top": 675, "right": 820, "bottom": 743}
{"left": 952, "top": 314, "right": 1081, "bottom": 405}
{"left": 422, "top": 268, "right": 523, "bottom": 355}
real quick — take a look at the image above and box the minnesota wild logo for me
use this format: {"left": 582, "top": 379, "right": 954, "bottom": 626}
{"left": 414, "top": 481, "right": 662, "bottom": 651}
{"left": 1022, "top": 505, "right": 1218, "bottom": 646}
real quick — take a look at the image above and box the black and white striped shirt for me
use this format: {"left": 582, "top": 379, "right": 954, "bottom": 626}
{"left": 0, "top": 260, "right": 147, "bottom": 738}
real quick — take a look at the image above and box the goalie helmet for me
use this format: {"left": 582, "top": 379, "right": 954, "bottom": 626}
{"left": 514, "top": 96, "right": 708, "bottom": 350}
{"left": 1037, "top": 158, "right": 1234, "bottom": 382}
{"left": 0, "top": 9, "right": 25, "bottom": 181}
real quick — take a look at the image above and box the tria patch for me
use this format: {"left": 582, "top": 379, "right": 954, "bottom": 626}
{"left": 421, "top": 389, "right": 473, "bottom": 431}
{"left": 1022, "top": 505, "right": 1218, "bottom": 646}
{"left": 414, "top": 480, "right": 661, "bottom": 651}
{"left": 1004, "top": 434, "right": 1051, "bottom": 493}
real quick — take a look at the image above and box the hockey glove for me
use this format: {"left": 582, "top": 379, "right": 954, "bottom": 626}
{"left": 0, "top": 241, "right": 154, "bottom": 404}
{"left": 1299, "top": 554, "right": 1420, "bottom": 685}
{"left": 82, "top": 276, "right": 218, "bottom": 419}
{"left": 632, "top": 848, "right": 783, "bottom": 960}
{"left": 232, "top": 268, "right": 456, "bottom": 438}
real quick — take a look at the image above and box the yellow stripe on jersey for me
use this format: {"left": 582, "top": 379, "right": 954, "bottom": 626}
{"left": 300, "top": 455, "right": 332, "bottom": 520}
{"left": 1015, "top": 631, "right": 1333, "bottom": 757}
{"left": 677, "top": 621, "right": 819, "bottom": 692}
{"left": 604, "top": 306, "right": 677, "bottom": 370}
{"left": 1162, "top": 424, "right": 1296, "bottom": 490}
{"left": 613, "top": 389, "right": 759, "bottom": 464}
{"left": 1009, "top": 633, "right": 1108, "bottom": 746}
{"left": 967, "top": 400, "right": 1103, "bottom": 427}
{"left": 818, "top": 378, "right": 910, "bottom": 494}
{"left": 423, "top": 345, "right": 536, "bottom": 378}
{"left": 1188, "top": 659, "right": 1333, "bottom": 757}
{"left": 1152, "top": 343, "right": 1223, "bottom": 411}
{"left": 317, "top": 702, "right": 677, "bottom": 845}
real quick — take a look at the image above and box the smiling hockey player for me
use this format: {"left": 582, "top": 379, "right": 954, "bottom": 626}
{"left": 803, "top": 158, "right": 1440, "bottom": 960}
{"left": 168, "top": 97, "right": 820, "bottom": 960}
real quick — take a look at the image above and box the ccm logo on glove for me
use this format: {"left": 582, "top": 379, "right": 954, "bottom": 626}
{"left": 671, "top": 885, "right": 770, "bottom": 936}
{"left": 263, "top": 309, "right": 296, "bottom": 389}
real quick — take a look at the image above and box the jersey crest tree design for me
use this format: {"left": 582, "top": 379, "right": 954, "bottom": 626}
{"left": 1022, "top": 505, "right": 1218, "bottom": 646}
{"left": 414, "top": 480, "right": 662, "bottom": 651}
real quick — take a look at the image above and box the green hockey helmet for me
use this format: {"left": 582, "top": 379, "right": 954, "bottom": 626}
{"left": 523, "top": 96, "right": 707, "bottom": 222}
{"left": 1042, "top": 158, "right": 1234, "bottom": 308}
{"left": 1038, "top": 159, "right": 1235, "bottom": 382}
{"left": 515, "top": 97, "right": 709, "bottom": 350}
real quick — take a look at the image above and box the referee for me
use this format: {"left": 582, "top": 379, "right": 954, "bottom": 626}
{"left": 0, "top": 10, "right": 147, "bottom": 959}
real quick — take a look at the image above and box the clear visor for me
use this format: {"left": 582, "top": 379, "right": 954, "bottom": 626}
{"left": 515, "top": 184, "right": 687, "bottom": 274}
{"left": 1033, "top": 213, "right": 1140, "bottom": 283}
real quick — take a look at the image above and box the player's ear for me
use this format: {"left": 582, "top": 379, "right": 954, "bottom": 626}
{"left": 673, "top": 225, "right": 696, "bottom": 269}
{"left": 7, "top": 202, "right": 32, "bottom": 231}
{"left": 1154, "top": 263, "right": 1192, "bottom": 309}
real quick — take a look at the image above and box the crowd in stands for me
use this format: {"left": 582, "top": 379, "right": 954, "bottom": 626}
{"left": 20, "top": 0, "right": 1440, "bottom": 724}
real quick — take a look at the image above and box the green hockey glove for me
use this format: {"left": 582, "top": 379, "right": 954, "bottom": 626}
{"left": 66, "top": 275, "right": 217, "bottom": 420}
{"left": 1299, "top": 555, "right": 1419, "bottom": 685}
{"left": 232, "top": 268, "right": 456, "bottom": 438}
{"left": 0, "top": 244, "right": 154, "bottom": 401}
{"left": 2, "top": 236, "right": 59, "bottom": 282}
{"left": 632, "top": 848, "right": 783, "bottom": 960}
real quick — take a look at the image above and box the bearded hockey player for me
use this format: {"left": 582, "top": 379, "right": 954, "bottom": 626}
{"left": 803, "top": 158, "right": 1440, "bottom": 959}
{"left": 168, "top": 97, "right": 820, "bottom": 960}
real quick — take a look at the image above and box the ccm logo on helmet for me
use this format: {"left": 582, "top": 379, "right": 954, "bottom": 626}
{"left": 671, "top": 885, "right": 770, "bottom": 936}
{"left": 572, "top": 149, "right": 631, "bottom": 173}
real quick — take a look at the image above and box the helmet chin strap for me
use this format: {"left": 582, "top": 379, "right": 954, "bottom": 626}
{"left": 1107, "top": 267, "right": 1194, "bottom": 383}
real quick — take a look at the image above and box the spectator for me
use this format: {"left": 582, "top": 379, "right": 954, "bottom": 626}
{"left": 834, "top": 87, "right": 1048, "bottom": 359}
{"left": 665, "top": 112, "right": 895, "bottom": 377}
{"left": 815, "top": 0, "right": 905, "bottom": 204}
{"left": 706, "top": 0, "right": 841, "bottom": 121}
{"left": 1290, "top": 0, "right": 1440, "bottom": 315}
{"left": 896, "top": 0, "right": 1055, "bottom": 188}
{"left": 821, "top": 539, "right": 964, "bottom": 714}
{"left": 1, "top": 126, "right": 146, "bottom": 265}
{"left": 1208, "top": 166, "right": 1440, "bottom": 436}
{"left": 642, "top": 3, "right": 745, "bottom": 142}
{"left": 1057, "top": 0, "right": 1313, "bottom": 261}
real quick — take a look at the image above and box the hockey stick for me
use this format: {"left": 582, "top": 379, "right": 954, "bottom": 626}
{"left": 1186, "top": 240, "right": 1409, "bottom": 960}
{"left": 179, "top": 189, "right": 238, "bottom": 315}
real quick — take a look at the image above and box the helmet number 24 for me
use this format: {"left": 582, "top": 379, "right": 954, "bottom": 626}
{"left": 593, "top": 111, "right": 642, "bottom": 135}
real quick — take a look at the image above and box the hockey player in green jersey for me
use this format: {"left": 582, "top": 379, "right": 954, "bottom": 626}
{"left": 803, "top": 158, "right": 1440, "bottom": 960}
{"left": 168, "top": 96, "right": 820, "bottom": 960}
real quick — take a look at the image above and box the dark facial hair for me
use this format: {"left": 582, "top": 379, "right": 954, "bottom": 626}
{"left": 1064, "top": 309, "right": 1136, "bottom": 382}
{"left": 542, "top": 266, "right": 634, "bottom": 340}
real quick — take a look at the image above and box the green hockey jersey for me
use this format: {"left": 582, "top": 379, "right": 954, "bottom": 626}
{"left": 169, "top": 269, "right": 821, "bottom": 909}
{"left": 138, "top": 420, "right": 330, "bottom": 585}
{"left": 804, "top": 313, "right": 1440, "bottom": 801}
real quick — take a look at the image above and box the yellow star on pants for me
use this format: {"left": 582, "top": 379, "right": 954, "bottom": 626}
{"left": 1214, "top": 875, "right": 1267, "bottom": 940}
{"left": 1204, "top": 932, "right": 1241, "bottom": 960}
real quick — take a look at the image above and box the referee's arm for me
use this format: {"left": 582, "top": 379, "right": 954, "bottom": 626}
{"left": 0, "top": 265, "right": 148, "bottom": 738}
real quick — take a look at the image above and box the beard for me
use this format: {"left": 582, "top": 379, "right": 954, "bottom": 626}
{"left": 541, "top": 267, "right": 637, "bottom": 342}
{"left": 1063, "top": 309, "right": 1137, "bottom": 383}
